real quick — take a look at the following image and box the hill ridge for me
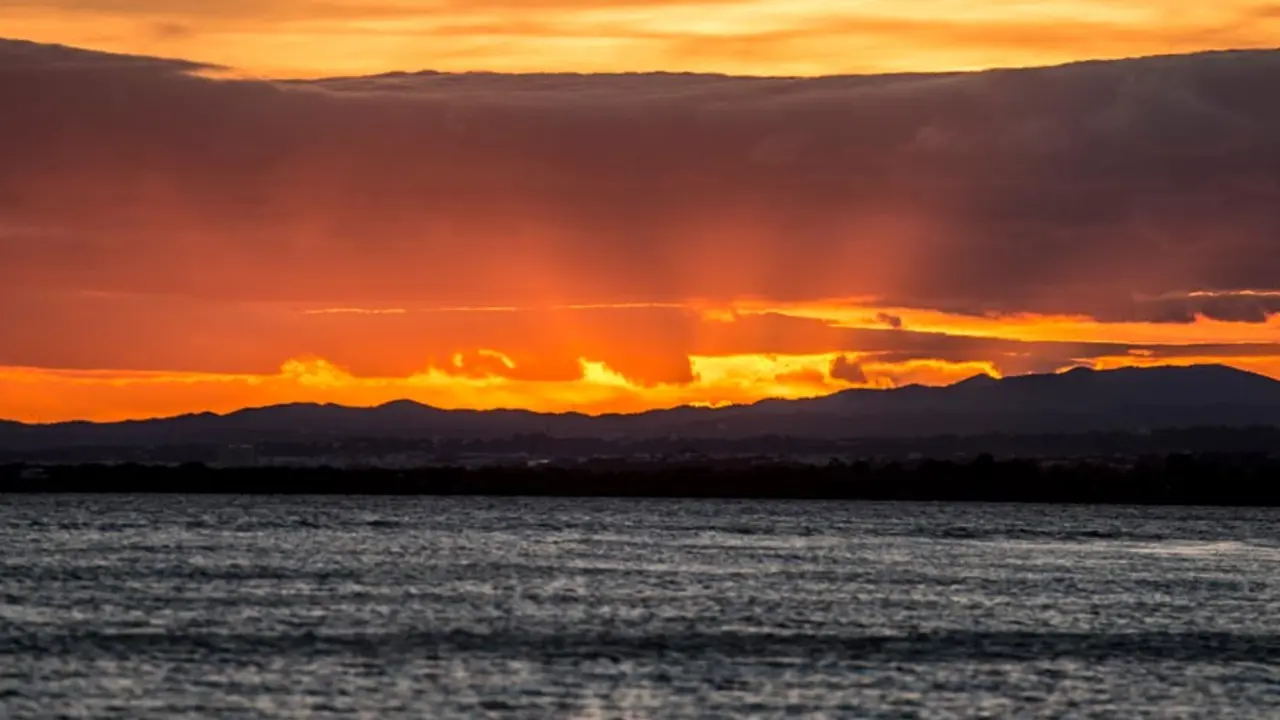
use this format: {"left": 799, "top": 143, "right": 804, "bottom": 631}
{"left": 3, "top": 365, "right": 1279, "bottom": 452}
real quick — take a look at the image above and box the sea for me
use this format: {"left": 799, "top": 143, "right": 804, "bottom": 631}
{"left": 1, "top": 495, "right": 1278, "bottom": 718}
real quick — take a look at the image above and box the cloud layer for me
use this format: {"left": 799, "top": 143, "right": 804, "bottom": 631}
{"left": 2, "top": 39, "right": 1280, "bottom": 420}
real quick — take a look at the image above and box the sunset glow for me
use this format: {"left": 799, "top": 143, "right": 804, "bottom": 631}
{"left": 4, "top": 295, "right": 1279, "bottom": 422}
{"left": 3, "top": 7, "right": 1280, "bottom": 423}
{"left": 0, "top": 350, "right": 1008, "bottom": 423}
{"left": 3, "top": 1, "right": 1279, "bottom": 77}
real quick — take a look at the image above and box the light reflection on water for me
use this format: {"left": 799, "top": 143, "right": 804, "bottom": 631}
{"left": 1, "top": 496, "right": 1278, "bottom": 718}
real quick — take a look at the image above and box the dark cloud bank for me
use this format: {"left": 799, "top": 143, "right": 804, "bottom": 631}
{"left": 3, "top": 39, "right": 1280, "bottom": 311}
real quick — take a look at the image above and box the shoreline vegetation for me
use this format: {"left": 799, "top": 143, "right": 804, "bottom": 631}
{"left": 4, "top": 454, "right": 1280, "bottom": 506}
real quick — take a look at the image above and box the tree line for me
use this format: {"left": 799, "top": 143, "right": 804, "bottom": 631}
{"left": 4, "top": 453, "right": 1280, "bottom": 505}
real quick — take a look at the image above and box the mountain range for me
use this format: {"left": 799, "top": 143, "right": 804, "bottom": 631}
{"left": 3, "top": 365, "right": 1280, "bottom": 452}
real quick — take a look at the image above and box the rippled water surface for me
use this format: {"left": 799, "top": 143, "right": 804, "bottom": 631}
{"left": 2, "top": 496, "right": 1279, "bottom": 718}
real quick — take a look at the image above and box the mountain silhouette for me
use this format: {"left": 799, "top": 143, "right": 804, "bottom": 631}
{"left": 707, "top": 364, "right": 1280, "bottom": 437}
{"left": 3, "top": 365, "right": 1280, "bottom": 451}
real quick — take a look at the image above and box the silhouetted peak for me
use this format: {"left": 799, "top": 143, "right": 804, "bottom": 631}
{"left": 953, "top": 373, "right": 1001, "bottom": 388}
{"left": 230, "top": 402, "right": 333, "bottom": 415}
{"left": 370, "top": 399, "right": 445, "bottom": 418}
{"left": 376, "top": 399, "right": 432, "bottom": 411}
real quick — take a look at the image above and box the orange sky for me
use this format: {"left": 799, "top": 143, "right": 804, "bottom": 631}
{"left": 4, "top": 297, "right": 1280, "bottom": 423}
{"left": 3, "top": 1, "right": 1279, "bottom": 77}
{"left": 2, "top": 7, "right": 1280, "bottom": 422}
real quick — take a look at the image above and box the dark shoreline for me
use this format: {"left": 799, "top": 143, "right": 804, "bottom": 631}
{"left": 5, "top": 454, "right": 1280, "bottom": 506}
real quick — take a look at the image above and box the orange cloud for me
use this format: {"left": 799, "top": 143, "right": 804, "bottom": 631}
{"left": 10, "top": 342, "right": 1280, "bottom": 424}
{"left": 302, "top": 307, "right": 409, "bottom": 315}
{"left": 4, "top": 291, "right": 1280, "bottom": 421}
{"left": 0, "top": 352, "right": 886, "bottom": 422}
{"left": 744, "top": 300, "right": 1280, "bottom": 346}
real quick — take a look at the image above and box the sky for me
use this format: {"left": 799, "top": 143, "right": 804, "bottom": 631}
{"left": 2, "top": 3, "right": 1280, "bottom": 422}
{"left": 4, "top": 1, "right": 1280, "bottom": 77}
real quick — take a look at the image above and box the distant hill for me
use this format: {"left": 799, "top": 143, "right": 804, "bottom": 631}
{"left": 3, "top": 365, "right": 1280, "bottom": 452}
{"left": 704, "top": 364, "right": 1280, "bottom": 438}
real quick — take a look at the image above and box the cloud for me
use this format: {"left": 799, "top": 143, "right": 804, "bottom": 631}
{"left": 302, "top": 307, "right": 409, "bottom": 315}
{"left": 828, "top": 355, "right": 868, "bottom": 384}
{"left": 0, "top": 36, "right": 211, "bottom": 71}
{"left": 11, "top": 284, "right": 1280, "bottom": 392}
{"left": 3, "top": 40, "right": 1280, "bottom": 418}
{"left": 875, "top": 312, "right": 904, "bottom": 329}
{"left": 1133, "top": 290, "right": 1280, "bottom": 323}
{"left": 3, "top": 40, "right": 1280, "bottom": 324}
{"left": 0, "top": 351, "right": 990, "bottom": 422}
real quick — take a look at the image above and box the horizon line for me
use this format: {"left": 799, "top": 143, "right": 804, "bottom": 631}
{"left": 1, "top": 363, "right": 1255, "bottom": 427}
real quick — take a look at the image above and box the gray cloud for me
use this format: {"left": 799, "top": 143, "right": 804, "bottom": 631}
{"left": 2, "top": 40, "right": 1280, "bottom": 321}
{"left": 875, "top": 312, "right": 904, "bottom": 329}
{"left": 1132, "top": 291, "right": 1280, "bottom": 323}
{"left": 829, "top": 355, "right": 869, "bottom": 384}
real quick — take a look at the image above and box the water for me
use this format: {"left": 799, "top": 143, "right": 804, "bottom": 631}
{"left": 1, "top": 496, "right": 1278, "bottom": 718}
